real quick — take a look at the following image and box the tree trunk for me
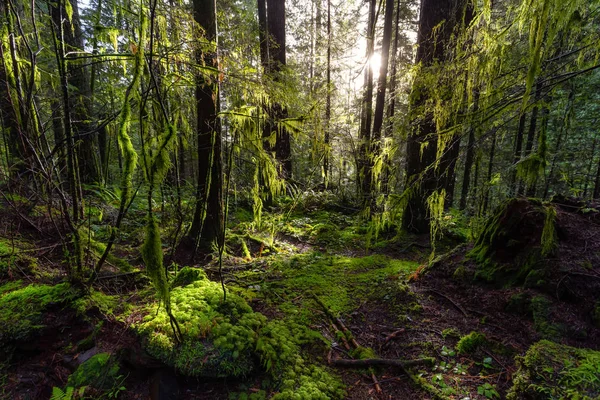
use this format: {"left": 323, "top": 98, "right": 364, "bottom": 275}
{"left": 323, "top": 0, "right": 331, "bottom": 187}
{"left": 544, "top": 87, "right": 574, "bottom": 199}
{"left": 188, "top": 0, "right": 223, "bottom": 252}
{"left": 50, "top": 0, "right": 100, "bottom": 184}
{"left": 509, "top": 112, "right": 527, "bottom": 196}
{"left": 459, "top": 90, "right": 479, "bottom": 210}
{"left": 482, "top": 129, "right": 497, "bottom": 214}
{"left": 366, "top": 0, "right": 395, "bottom": 207}
{"left": 358, "top": 0, "right": 376, "bottom": 199}
{"left": 402, "top": 0, "right": 462, "bottom": 233}
{"left": 381, "top": 0, "right": 402, "bottom": 196}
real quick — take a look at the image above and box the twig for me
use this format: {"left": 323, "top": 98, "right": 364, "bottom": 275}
{"left": 384, "top": 328, "right": 406, "bottom": 344}
{"left": 423, "top": 288, "right": 469, "bottom": 317}
{"left": 331, "top": 358, "right": 435, "bottom": 368}
{"left": 96, "top": 271, "right": 142, "bottom": 280}
{"left": 371, "top": 372, "right": 383, "bottom": 395}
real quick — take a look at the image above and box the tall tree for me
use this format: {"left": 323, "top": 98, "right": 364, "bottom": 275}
{"left": 402, "top": 0, "right": 467, "bottom": 233}
{"left": 358, "top": 0, "right": 376, "bottom": 200}
{"left": 50, "top": 0, "right": 100, "bottom": 184}
{"left": 188, "top": 0, "right": 224, "bottom": 253}
{"left": 259, "top": 0, "right": 291, "bottom": 179}
{"left": 365, "top": 0, "right": 395, "bottom": 207}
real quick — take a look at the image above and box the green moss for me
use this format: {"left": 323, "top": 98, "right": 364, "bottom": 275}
{"left": 349, "top": 346, "right": 377, "bottom": 360}
{"left": 67, "top": 353, "right": 121, "bottom": 390}
{"left": 73, "top": 290, "right": 119, "bottom": 317}
{"left": 84, "top": 235, "right": 133, "bottom": 272}
{"left": 591, "top": 302, "right": 600, "bottom": 328}
{"left": 0, "top": 280, "right": 23, "bottom": 295}
{"left": 456, "top": 331, "right": 487, "bottom": 354}
{"left": 171, "top": 267, "right": 207, "bottom": 288}
{"left": 0, "top": 283, "right": 76, "bottom": 345}
{"left": 507, "top": 340, "right": 600, "bottom": 400}
{"left": 531, "top": 296, "right": 562, "bottom": 339}
{"left": 136, "top": 277, "right": 343, "bottom": 397}
{"left": 441, "top": 328, "right": 460, "bottom": 338}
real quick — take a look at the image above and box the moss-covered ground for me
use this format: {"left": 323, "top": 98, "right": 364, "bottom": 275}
{"left": 2, "top": 197, "right": 600, "bottom": 399}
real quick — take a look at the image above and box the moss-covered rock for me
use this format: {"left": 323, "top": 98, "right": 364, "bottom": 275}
{"left": 67, "top": 353, "right": 121, "bottom": 390}
{"left": 136, "top": 278, "right": 344, "bottom": 398}
{"left": 507, "top": 340, "right": 600, "bottom": 399}
{"left": 0, "top": 283, "right": 76, "bottom": 345}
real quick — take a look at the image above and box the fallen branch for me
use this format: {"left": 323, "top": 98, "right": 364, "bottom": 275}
{"left": 311, "top": 293, "right": 360, "bottom": 347}
{"left": 96, "top": 271, "right": 142, "bottom": 280}
{"left": 331, "top": 358, "right": 435, "bottom": 369}
{"left": 423, "top": 288, "right": 469, "bottom": 318}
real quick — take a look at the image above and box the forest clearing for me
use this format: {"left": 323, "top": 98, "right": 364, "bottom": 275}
{"left": 1, "top": 0, "right": 600, "bottom": 398}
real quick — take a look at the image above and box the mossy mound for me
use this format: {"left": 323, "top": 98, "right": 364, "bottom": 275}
{"left": 507, "top": 340, "right": 600, "bottom": 399}
{"left": 136, "top": 278, "right": 344, "bottom": 398}
{"left": 469, "top": 198, "right": 558, "bottom": 286}
{"left": 0, "top": 283, "right": 77, "bottom": 346}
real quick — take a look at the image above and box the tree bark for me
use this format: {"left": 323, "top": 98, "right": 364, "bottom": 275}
{"left": 459, "top": 90, "right": 479, "bottom": 210}
{"left": 358, "top": 0, "right": 376, "bottom": 199}
{"left": 50, "top": 0, "right": 100, "bottom": 184}
{"left": 381, "top": 0, "right": 403, "bottom": 195}
{"left": 323, "top": 0, "right": 331, "bottom": 187}
{"left": 402, "top": 0, "right": 462, "bottom": 233}
{"left": 188, "top": 0, "right": 223, "bottom": 252}
{"left": 366, "top": 0, "right": 395, "bottom": 207}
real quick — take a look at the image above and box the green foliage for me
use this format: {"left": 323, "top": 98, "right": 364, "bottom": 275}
{"left": 477, "top": 383, "right": 500, "bottom": 399}
{"left": 508, "top": 340, "right": 600, "bottom": 399}
{"left": 0, "top": 283, "right": 76, "bottom": 345}
{"left": 455, "top": 331, "right": 487, "bottom": 354}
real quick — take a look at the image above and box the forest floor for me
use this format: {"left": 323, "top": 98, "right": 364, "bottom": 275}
{"left": 1, "top": 194, "right": 600, "bottom": 399}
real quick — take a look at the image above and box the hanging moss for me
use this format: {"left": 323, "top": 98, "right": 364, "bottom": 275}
{"left": 141, "top": 217, "right": 169, "bottom": 307}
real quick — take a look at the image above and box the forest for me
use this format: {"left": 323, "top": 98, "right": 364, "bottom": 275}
{"left": 1, "top": 0, "right": 600, "bottom": 398}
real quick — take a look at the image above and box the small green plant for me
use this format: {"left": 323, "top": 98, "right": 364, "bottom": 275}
{"left": 456, "top": 331, "right": 486, "bottom": 354}
{"left": 431, "top": 373, "right": 457, "bottom": 395}
{"left": 50, "top": 386, "right": 86, "bottom": 400}
{"left": 477, "top": 383, "right": 500, "bottom": 399}
{"left": 440, "top": 345, "right": 456, "bottom": 357}
{"left": 452, "top": 363, "right": 467, "bottom": 375}
{"left": 482, "top": 357, "right": 493, "bottom": 369}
